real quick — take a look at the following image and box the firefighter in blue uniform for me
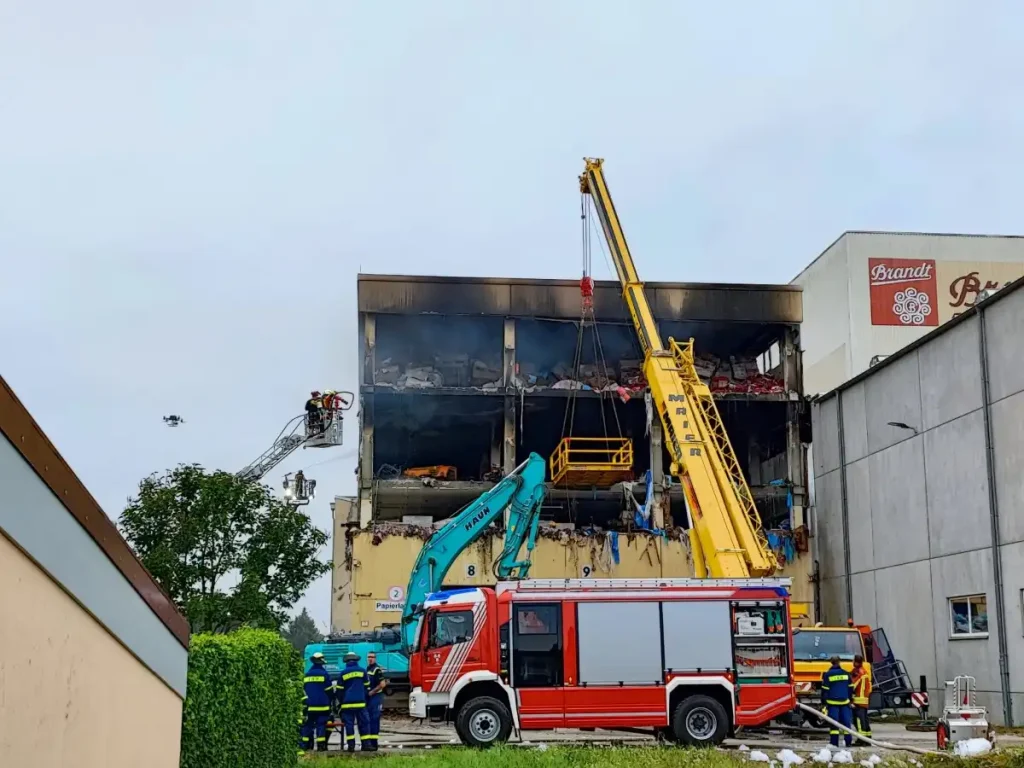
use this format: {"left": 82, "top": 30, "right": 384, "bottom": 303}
{"left": 365, "top": 651, "right": 388, "bottom": 751}
{"left": 821, "top": 655, "right": 854, "bottom": 747}
{"left": 301, "top": 651, "right": 334, "bottom": 752}
{"left": 339, "top": 651, "right": 372, "bottom": 751}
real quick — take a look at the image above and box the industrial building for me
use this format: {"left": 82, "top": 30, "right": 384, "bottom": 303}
{"left": 793, "top": 231, "right": 1024, "bottom": 396}
{"left": 332, "top": 273, "right": 813, "bottom": 633}
{"left": 0, "top": 376, "right": 189, "bottom": 766}
{"left": 811, "top": 274, "right": 1024, "bottom": 725}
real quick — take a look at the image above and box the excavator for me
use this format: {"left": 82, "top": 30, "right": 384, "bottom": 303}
{"left": 304, "top": 452, "right": 548, "bottom": 693}
{"left": 579, "top": 158, "right": 914, "bottom": 720}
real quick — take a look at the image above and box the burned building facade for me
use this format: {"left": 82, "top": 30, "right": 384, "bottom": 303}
{"left": 332, "top": 274, "right": 812, "bottom": 633}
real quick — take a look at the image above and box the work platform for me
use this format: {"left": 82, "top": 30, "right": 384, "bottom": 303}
{"left": 549, "top": 437, "right": 634, "bottom": 487}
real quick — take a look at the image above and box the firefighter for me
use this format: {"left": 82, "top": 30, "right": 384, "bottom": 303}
{"left": 851, "top": 654, "right": 873, "bottom": 739}
{"left": 365, "top": 651, "right": 388, "bottom": 751}
{"left": 339, "top": 651, "right": 371, "bottom": 752}
{"left": 821, "top": 655, "right": 853, "bottom": 747}
{"left": 298, "top": 691, "right": 309, "bottom": 754}
{"left": 306, "top": 391, "right": 324, "bottom": 435}
{"left": 302, "top": 652, "right": 334, "bottom": 752}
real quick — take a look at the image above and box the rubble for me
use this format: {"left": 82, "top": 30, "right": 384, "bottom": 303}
{"left": 373, "top": 356, "right": 502, "bottom": 390}
{"left": 375, "top": 350, "right": 785, "bottom": 397}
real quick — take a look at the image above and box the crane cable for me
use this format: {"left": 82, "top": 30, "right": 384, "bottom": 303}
{"left": 557, "top": 195, "right": 624, "bottom": 479}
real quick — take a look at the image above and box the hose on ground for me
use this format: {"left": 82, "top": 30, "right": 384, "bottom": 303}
{"left": 795, "top": 702, "right": 940, "bottom": 756}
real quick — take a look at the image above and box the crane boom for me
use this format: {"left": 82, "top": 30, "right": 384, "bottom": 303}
{"left": 579, "top": 157, "right": 775, "bottom": 578}
{"left": 401, "top": 452, "right": 547, "bottom": 652}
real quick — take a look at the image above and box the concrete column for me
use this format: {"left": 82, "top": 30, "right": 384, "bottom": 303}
{"left": 358, "top": 396, "right": 374, "bottom": 528}
{"left": 361, "top": 313, "right": 376, "bottom": 387}
{"left": 649, "top": 420, "right": 667, "bottom": 528}
{"left": 502, "top": 319, "right": 517, "bottom": 528}
{"left": 782, "top": 326, "right": 807, "bottom": 528}
{"left": 502, "top": 319, "right": 517, "bottom": 475}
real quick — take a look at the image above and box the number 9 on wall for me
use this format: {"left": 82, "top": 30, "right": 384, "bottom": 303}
{"left": 581, "top": 565, "right": 593, "bottom": 578}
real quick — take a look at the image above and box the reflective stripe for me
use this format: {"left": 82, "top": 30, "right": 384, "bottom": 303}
{"left": 340, "top": 702, "right": 366, "bottom": 709}
{"left": 308, "top": 706, "right": 331, "bottom": 712}
{"left": 853, "top": 697, "right": 869, "bottom": 706}
{"left": 316, "top": 737, "right": 327, "bottom": 742}
{"left": 342, "top": 671, "right": 364, "bottom": 680}
{"left": 826, "top": 699, "right": 850, "bottom": 706}
{"left": 362, "top": 735, "right": 379, "bottom": 740}
{"left": 304, "top": 675, "right": 326, "bottom": 683}
{"left": 346, "top": 735, "right": 355, "bottom": 741}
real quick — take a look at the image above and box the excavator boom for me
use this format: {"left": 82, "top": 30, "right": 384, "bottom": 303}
{"left": 401, "top": 452, "right": 547, "bottom": 652}
{"left": 579, "top": 158, "right": 774, "bottom": 578}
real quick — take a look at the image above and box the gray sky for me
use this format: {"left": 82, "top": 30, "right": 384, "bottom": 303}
{"left": 2, "top": 2, "right": 1022, "bottom": 630}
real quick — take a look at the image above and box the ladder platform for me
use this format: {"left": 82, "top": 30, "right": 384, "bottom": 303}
{"left": 549, "top": 437, "right": 633, "bottom": 487}
{"left": 305, "top": 413, "right": 344, "bottom": 448}
{"left": 497, "top": 577, "right": 793, "bottom": 594}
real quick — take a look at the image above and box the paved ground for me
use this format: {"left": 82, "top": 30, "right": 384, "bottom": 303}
{"left": 317, "top": 716, "right": 1024, "bottom": 755}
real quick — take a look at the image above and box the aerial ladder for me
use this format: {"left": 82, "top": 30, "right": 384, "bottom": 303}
{"left": 236, "top": 391, "right": 354, "bottom": 506}
{"left": 578, "top": 158, "right": 775, "bottom": 578}
{"left": 304, "top": 453, "right": 549, "bottom": 685}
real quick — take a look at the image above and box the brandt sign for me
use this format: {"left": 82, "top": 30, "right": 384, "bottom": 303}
{"left": 868, "top": 258, "right": 938, "bottom": 327}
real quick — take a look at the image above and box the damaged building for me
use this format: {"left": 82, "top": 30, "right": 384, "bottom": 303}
{"left": 331, "top": 273, "right": 812, "bottom": 633}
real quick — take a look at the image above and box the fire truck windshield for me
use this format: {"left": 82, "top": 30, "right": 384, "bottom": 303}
{"left": 793, "top": 629, "right": 864, "bottom": 661}
{"left": 428, "top": 610, "right": 473, "bottom": 648}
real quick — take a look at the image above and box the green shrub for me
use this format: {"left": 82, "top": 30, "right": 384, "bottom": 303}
{"left": 181, "top": 628, "right": 302, "bottom": 768}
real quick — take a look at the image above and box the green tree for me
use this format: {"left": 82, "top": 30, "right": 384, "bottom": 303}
{"left": 119, "top": 463, "right": 331, "bottom": 634}
{"left": 282, "top": 607, "right": 324, "bottom": 652}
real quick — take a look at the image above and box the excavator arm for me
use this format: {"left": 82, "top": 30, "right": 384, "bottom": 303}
{"left": 579, "top": 157, "right": 775, "bottom": 578}
{"left": 401, "top": 452, "right": 547, "bottom": 652}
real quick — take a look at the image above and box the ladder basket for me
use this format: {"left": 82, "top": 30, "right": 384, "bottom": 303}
{"left": 549, "top": 437, "right": 634, "bottom": 487}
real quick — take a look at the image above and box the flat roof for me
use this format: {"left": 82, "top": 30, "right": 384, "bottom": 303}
{"left": 0, "top": 375, "right": 189, "bottom": 647}
{"left": 792, "top": 229, "right": 1024, "bottom": 284}
{"left": 814, "top": 273, "right": 1024, "bottom": 402}
{"left": 358, "top": 274, "right": 802, "bottom": 325}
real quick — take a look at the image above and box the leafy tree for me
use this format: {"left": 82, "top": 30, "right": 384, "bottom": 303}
{"left": 282, "top": 607, "right": 323, "bottom": 652}
{"left": 119, "top": 463, "right": 331, "bottom": 634}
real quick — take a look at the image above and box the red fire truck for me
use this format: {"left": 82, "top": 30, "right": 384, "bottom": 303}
{"left": 408, "top": 577, "right": 796, "bottom": 747}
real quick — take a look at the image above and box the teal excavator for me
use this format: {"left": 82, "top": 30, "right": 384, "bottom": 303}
{"left": 303, "top": 453, "right": 548, "bottom": 690}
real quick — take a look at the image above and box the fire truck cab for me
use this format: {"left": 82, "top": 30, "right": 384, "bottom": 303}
{"left": 408, "top": 577, "right": 796, "bottom": 747}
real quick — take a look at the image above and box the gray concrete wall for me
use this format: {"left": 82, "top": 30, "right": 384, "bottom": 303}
{"left": 812, "top": 281, "right": 1024, "bottom": 725}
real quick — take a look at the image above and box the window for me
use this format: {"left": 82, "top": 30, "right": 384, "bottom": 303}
{"left": 792, "top": 629, "right": 864, "bottom": 661}
{"left": 428, "top": 609, "right": 473, "bottom": 649}
{"left": 511, "top": 602, "right": 562, "bottom": 688}
{"left": 949, "top": 595, "right": 988, "bottom": 638}
{"left": 516, "top": 605, "right": 558, "bottom": 635}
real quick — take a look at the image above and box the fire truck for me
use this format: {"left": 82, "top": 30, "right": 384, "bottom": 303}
{"left": 409, "top": 577, "right": 796, "bottom": 747}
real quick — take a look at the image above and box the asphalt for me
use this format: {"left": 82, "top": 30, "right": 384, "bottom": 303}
{"left": 314, "top": 717, "right": 1024, "bottom": 756}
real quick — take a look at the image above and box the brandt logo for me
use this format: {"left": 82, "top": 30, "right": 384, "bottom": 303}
{"left": 869, "top": 261, "right": 934, "bottom": 286}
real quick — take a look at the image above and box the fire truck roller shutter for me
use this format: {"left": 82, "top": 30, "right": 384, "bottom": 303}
{"left": 661, "top": 601, "right": 732, "bottom": 672}
{"left": 577, "top": 602, "right": 662, "bottom": 685}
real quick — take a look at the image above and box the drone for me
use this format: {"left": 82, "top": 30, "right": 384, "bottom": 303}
{"left": 162, "top": 415, "right": 186, "bottom": 427}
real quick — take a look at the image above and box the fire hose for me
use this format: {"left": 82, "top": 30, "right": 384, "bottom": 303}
{"left": 795, "top": 702, "right": 940, "bottom": 756}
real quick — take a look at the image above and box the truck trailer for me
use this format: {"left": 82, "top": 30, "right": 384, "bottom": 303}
{"left": 408, "top": 577, "right": 796, "bottom": 747}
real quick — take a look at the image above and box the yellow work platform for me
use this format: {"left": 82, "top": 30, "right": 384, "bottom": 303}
{"left": 549, "top": 437, "right": 634, "bottom": 488}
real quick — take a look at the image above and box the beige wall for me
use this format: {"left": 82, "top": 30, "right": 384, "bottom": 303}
{"left": 332, "top": 527, "right": 815, "bottom": 632}
{"left": 0, "top": 532, "right": 183, "bottom": 768}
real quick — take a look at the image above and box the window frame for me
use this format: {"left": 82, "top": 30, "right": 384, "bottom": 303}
{"left": 427, "top": 608, "right": 474, "bottom": 650}
{"left": 948, "top": 594, "right": 989, "bottom": 640}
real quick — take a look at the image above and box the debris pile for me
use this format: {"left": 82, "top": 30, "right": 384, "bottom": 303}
{"left": 374, "top": 356, "right": 502, "bottom": 390}
{"left": 696, "top": 352, "right": 785, "bottom": 395}
{"left": 514, "top": 358, "right": 647, "bottom": 400}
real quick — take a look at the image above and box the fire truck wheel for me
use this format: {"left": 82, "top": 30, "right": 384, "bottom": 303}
{"left": 672, "top": 695, "right": 729, "bottom": 747}
{"left": 455, "top": 696, "right": 513, "bottom": 748}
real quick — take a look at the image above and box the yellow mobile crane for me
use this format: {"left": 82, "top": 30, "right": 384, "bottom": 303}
{"left": 578, "top": 157, "right": 774, "bottom": 578}
{"left": 578, "top": 160, "right": 921, "bottom": 722}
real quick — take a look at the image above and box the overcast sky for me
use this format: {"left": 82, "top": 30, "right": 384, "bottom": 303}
{"left": 2, "top": 2, "right": 1022, "bottom": 630}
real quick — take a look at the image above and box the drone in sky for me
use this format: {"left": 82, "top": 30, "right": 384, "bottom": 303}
{"left": 162, "top": 415, "right": 186, "bottom": 427}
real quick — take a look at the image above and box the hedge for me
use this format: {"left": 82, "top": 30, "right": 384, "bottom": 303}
{"left": 180, "top": 628, "right": 302, "bottom": 768}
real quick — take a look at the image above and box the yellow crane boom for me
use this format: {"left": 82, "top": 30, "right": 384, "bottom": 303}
{"left": 579, "top": 157, "right": 775, "bottom": 578}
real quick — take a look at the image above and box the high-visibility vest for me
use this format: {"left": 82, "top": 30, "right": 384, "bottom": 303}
{"left": 852, "top": 667, "right": 872, "bottom": 705}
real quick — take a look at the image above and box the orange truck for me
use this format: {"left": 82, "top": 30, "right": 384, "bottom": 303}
{"left": 792, "top": 621, "right": 916, "bottom": 721}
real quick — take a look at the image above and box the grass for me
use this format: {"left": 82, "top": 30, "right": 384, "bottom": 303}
{"left": 300, "top": 745, "right": 1024, "bottom": 768}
